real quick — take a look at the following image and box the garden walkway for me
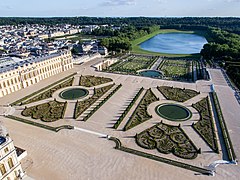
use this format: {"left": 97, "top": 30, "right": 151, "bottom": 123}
{"left": 150, "top": 57, "right": 163, "bottom": 70}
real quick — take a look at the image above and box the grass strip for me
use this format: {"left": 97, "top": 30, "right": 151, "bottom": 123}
{"left": 210, "top": 92, "right": 237, "bottom": 162}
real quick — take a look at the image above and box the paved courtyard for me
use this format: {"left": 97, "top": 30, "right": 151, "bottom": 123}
{"left": 0, "top": 58, "right": 239, "bottom": 180}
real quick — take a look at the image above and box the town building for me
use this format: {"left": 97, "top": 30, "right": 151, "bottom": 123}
{"left": 0, "top": 125, "right": 24, "bottom": 180}
{"left": 0, "top": 51, "right": 73, "bottom": 98}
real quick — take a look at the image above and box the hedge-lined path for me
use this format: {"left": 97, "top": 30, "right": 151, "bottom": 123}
{"left": 151, "top": 87, "right": 166, "bottom": 101}
{"left": 150, "top": 57, "right": 163, "bottom": 70}
{"left": 184, "top": 92, "right": 208, "bottom": 105}
{"left": 64, "top": 102, "right": 76, "bottom": 119}
{"left": 72, "top": 75, "right": 80, "bottom": 85}
{"left": 208, "top": 69, "right": 240, "bottom": 160}
{"left": 22, "top": 98, "right": 52, "bottom": 108}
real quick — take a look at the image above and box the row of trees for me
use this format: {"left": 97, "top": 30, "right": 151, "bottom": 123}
{"left": 0, "top": 17, "right": 239, "bottom": 33}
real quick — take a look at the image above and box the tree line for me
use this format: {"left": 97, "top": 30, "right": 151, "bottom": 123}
{"left": 0, "top": 17, "right": 240, "bottom": 33}
{"left": 99, "top": 25, "right": 160, "bottom": 52}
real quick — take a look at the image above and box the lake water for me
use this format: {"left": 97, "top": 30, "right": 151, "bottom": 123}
{"left": 139, "top": 33, "right": 207, "bottom": 54}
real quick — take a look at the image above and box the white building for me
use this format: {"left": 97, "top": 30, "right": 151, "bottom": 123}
{"left": 0, "top": 125, "right": 24, "bottom": 180}
{"left": 0, "top": 51, "right": 73, "bottom": 98}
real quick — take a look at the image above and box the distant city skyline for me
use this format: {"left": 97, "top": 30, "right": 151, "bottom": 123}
{"left": 0, "top": 0, "right": 240, "bottom": 17}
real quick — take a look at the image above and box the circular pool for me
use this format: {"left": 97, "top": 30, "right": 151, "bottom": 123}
{"left": 59, "top": 88, "right": 89, "bottom": 100}
{"left": 139, "top": 70, "right": 163, "bottom": 78}
{"left": 156, "top": 104, "right": 192, "bottom": 121}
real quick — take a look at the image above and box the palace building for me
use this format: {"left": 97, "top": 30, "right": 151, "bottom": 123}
{"left": 0, "top": 125, "right": 24, "bottom": 180}
{"left": 0, "top": 51, "right": 73, "bottom": 98}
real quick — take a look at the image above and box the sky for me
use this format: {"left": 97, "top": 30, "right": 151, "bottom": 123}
{"left": 0, "top": 0, "right": 240, "bottom": 17}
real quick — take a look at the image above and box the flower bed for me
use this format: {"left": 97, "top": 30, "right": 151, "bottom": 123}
{"left": 124, "top": 89, "right": 159, "bottom": 131}
{"left": 157, "top": 86, "right": 199, "bottom": 102}
{"left": 74, "top": 84, "right": 114, "bottom": 119}
{"left": 192, "top": 97, "right": 219, "bottom": 153}
{"left": 79, "top": 75, "right": 113, "bottom": 87}
{"left": 136, "top": 122, "right": 200, "bottom": 159}
{"left": 22, "top": 77, "right": 74, "bottom": 105}
{"left": 22, "top": 100, "right": 67, "bottom": 122}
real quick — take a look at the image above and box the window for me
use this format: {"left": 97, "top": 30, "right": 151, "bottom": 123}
{"left": 4, "top": 147, "right": 9, "bottom": 153}
{"left": 8, "top": 158, "right": 14, "bottom": 169}
{"left": 0, "top": 164, "right": 6, "bottom": 175}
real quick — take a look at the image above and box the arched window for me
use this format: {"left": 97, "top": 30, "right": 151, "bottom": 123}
{"left": 8, "top": 158, "right": 14, "bottom": 169}
{"left": 0, "top": 164, "right": 6, "bottom": 175}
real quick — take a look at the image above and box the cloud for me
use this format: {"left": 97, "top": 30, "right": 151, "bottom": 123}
{"left": 101, "top": 0, "right": 136, "bottom": 6}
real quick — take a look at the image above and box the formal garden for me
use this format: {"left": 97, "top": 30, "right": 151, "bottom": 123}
{"left": 136, "top": 122, "right": 200, "bottom": 159}
{"left": 192, "top": 97, "right": 219, "bottom": 153}
{"left": 105, "top": 54, "right": 158, "bottom": 74}
{"left": 17, "top": 75, "right": 113, "bottom": 105}
{"left": 157, "top": 86, "right": 199, "bottom": 102}
{"left": 158, "top": 59, "right": 192, "bottom": 81}
{"left": 123, "top": 89, "right": 159, "bottom": 131}
{"left": 22, "top": 100, "right": 67, "bottom": 122}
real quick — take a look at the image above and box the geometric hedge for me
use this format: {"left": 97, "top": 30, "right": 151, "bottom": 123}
{"left": 136, "top": 122, "right": 200, "bottom": 159}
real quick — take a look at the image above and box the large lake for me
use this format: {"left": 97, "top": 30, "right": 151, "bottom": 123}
{"left": 139, "top": 33, "right": 208, "bottom": 54}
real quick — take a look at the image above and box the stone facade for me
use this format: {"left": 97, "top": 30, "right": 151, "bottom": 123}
{"left": 0, "top": 51, "right": 73, "bottom": 98}
{"left": 94, "top": 59, "right": 118, "bottom": 71}
{"left": 0, "top": 127, "right": 24, "bottom": 180}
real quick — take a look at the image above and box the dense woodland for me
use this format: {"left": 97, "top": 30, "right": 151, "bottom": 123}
{"left": 99, "top": 25, "right": 159, "bottom": 52}
{"left": 200, "top": 28, "right": 240, "bottom": 88}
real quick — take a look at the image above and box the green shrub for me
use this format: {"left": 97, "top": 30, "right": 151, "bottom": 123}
{"left": 74, "top": 84, "right": 115, "bottom": 119}
{"left": 79, "top": 75, "right": 113, "bottom": 87}
{"left": 124, "top": 88, "right": 158, "bottom": 131}
{"left": 192, "top": 97, "right": 219, "bottom": 153}
{"left": 136, "top": 122, "right": 199, "bottom": 159}
{"left": 158, "top": 86, "right": 199, "bottom": 102}
{"left": 22, "top": 100, "right": 66, "bottom": 122}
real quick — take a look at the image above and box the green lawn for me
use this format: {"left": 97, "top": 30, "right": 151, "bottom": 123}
{"left": 159, "top": 59, "right": 192, "bottom": 81}
{"left": 160, "top": 60, "right": 188, "bottom": 77}
{"left": 107, "top": 54, "right": 158, "bottom": 74}
{"left": 131, "top": 29, "right": 201, "bottom": 57}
